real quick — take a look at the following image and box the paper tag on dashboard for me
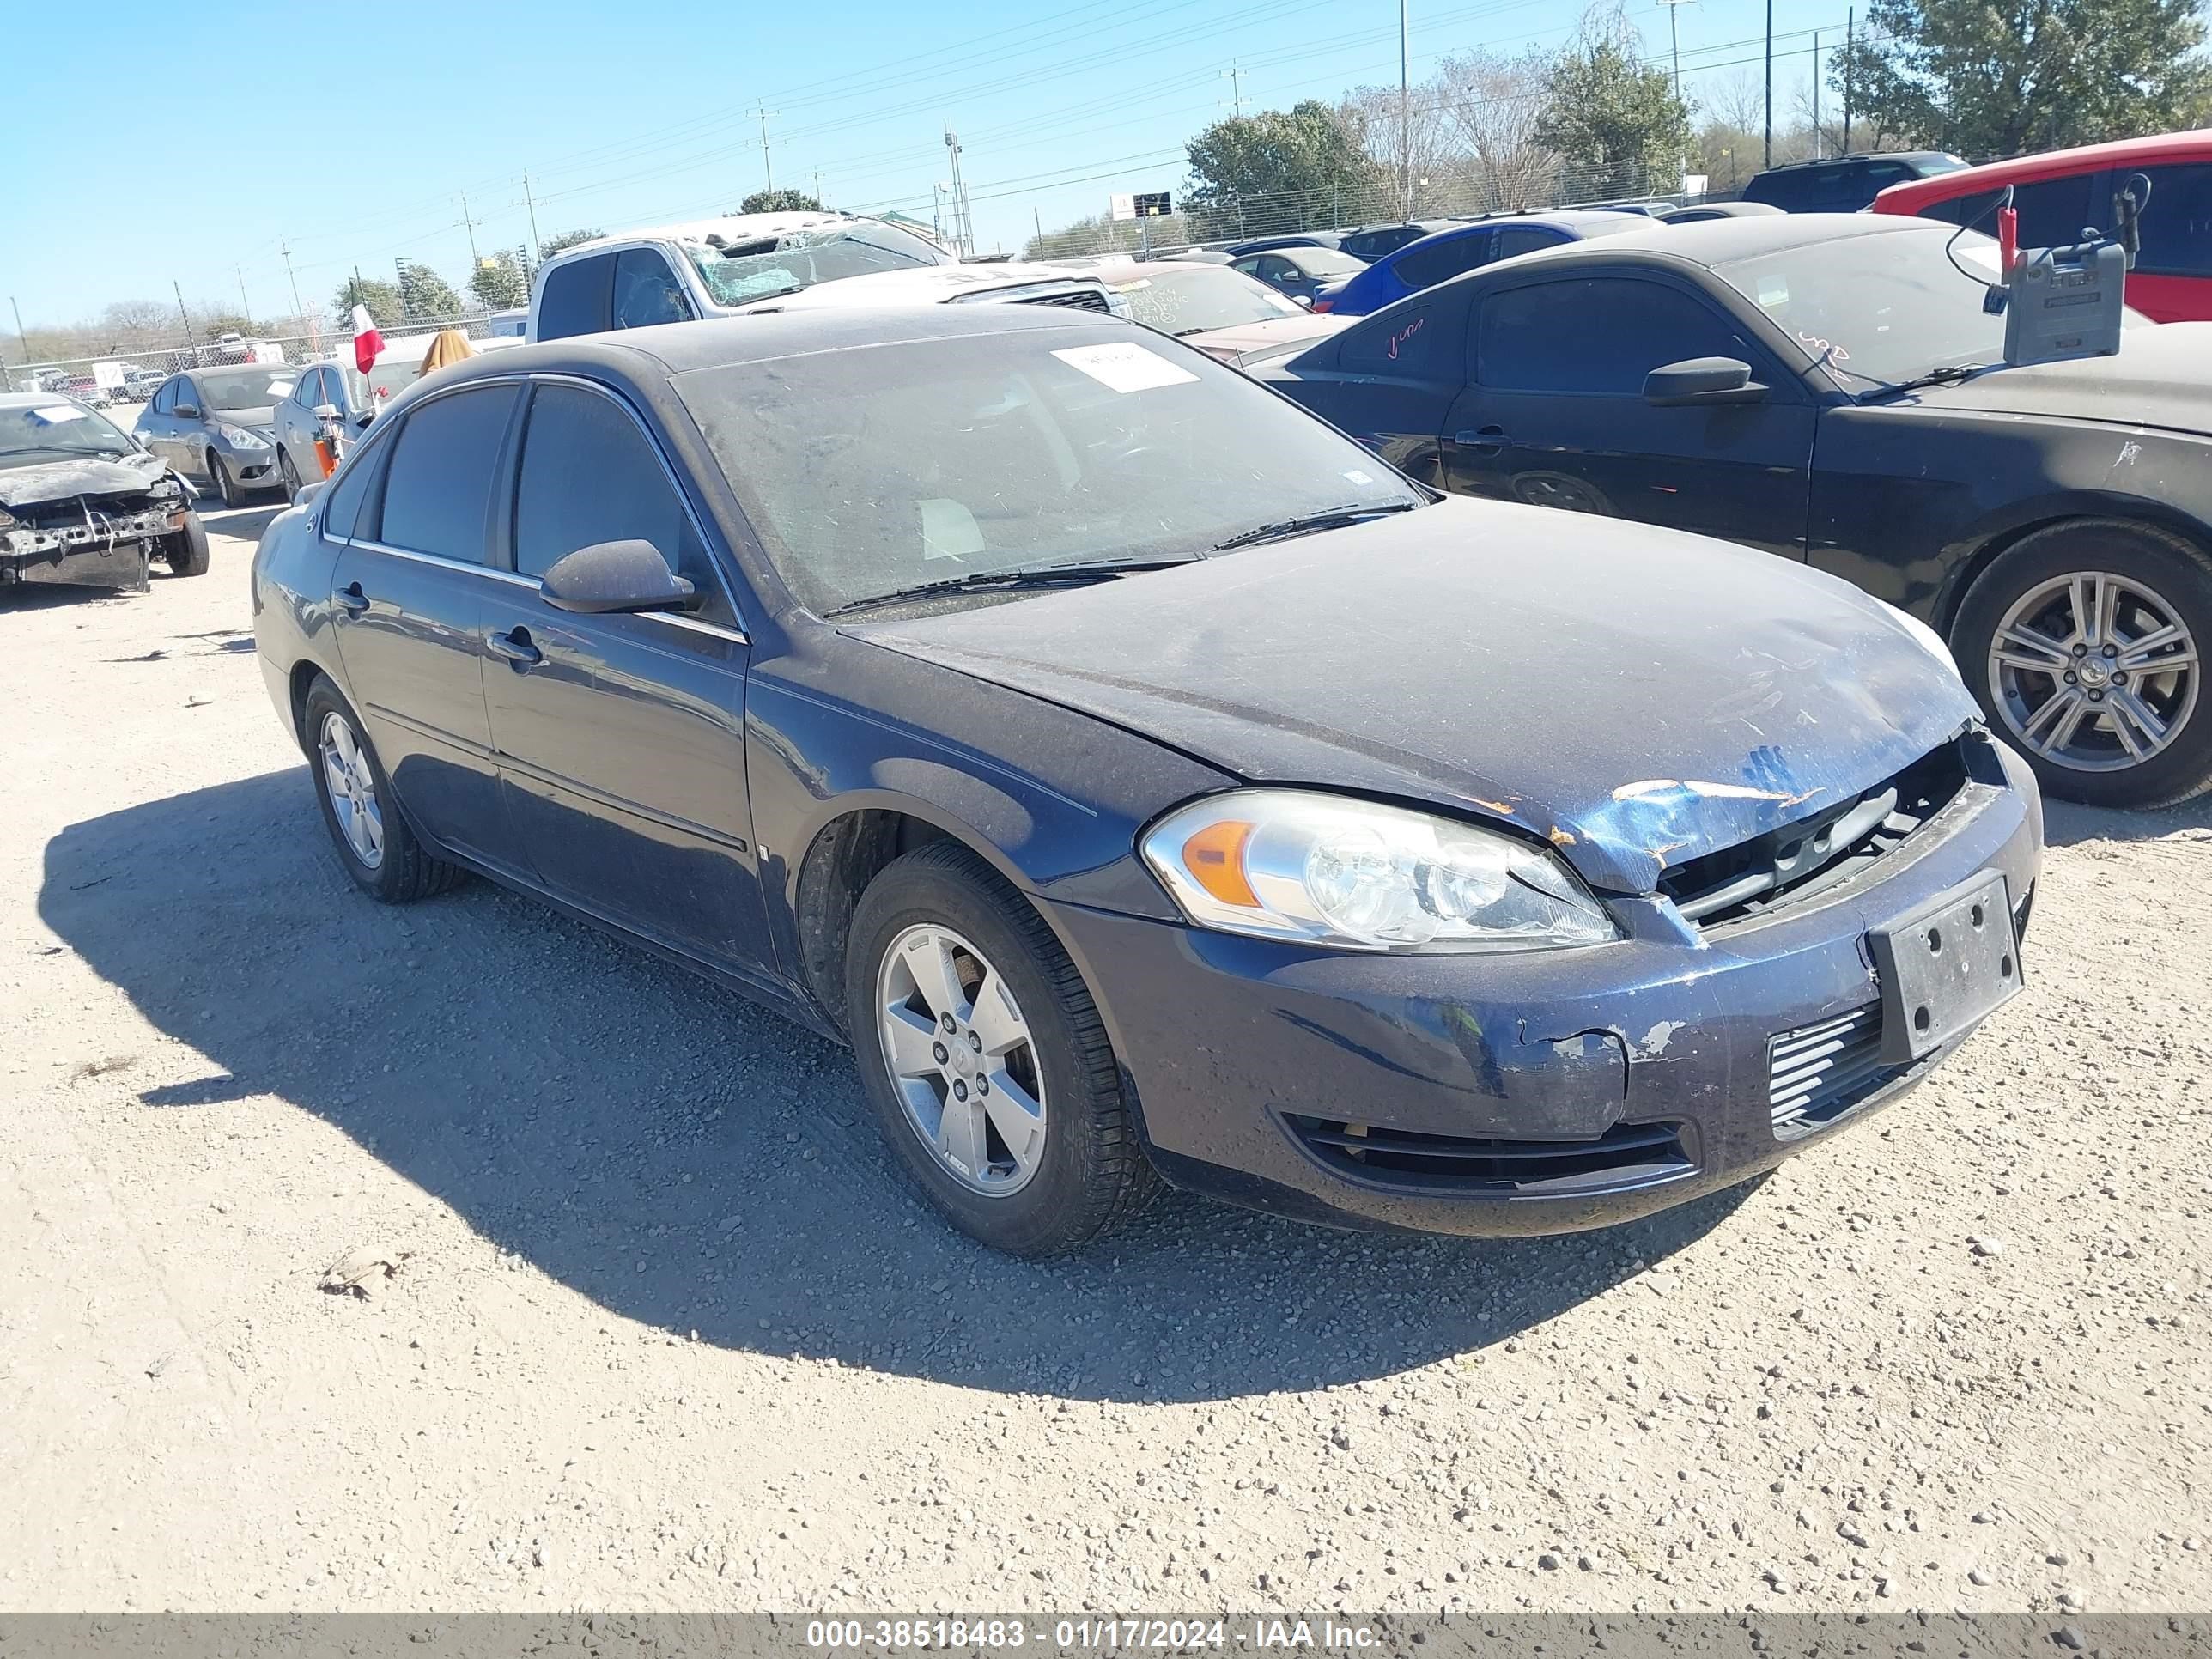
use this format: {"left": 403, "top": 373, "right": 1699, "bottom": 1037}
{"left": 1051, "top": 342, "right": 1200, "bottom": 394}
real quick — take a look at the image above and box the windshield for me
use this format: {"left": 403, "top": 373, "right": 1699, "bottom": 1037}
{"left": 1111, "top": 266, "right": 1302, "bottom": 335}
{"left": 0, "top": 402, "right": 138, "bottom": 468}
{"left": 194, "top": 366, "right": 293, "bottom": 412}
{"left": 1717, "top": 225, "right": 2148, "bottom": 388}
{"left": 685, "top": 222, "right": 951, "bottom": 307}
{"left": 674, "top": 325, "right": 1425, "bottom": 615}
{"left": 1286, "top": 247, "right": 1368, "bottom": 275}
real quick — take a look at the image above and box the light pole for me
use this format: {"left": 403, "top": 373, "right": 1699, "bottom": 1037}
{"left": 752, "top": 106, "right": 778, "bottom": 192}
{"left": 1398, "top": 0, "right": 1413, "bottom": 220}
{"left": 944, "top": 128, "right": 972, "bottom": 258}
{"left": 1763, "top": 0, "right": 1774, "bottom": 170}
{"left": 1655, "top": 0, "right": 1691, "bottom": 98}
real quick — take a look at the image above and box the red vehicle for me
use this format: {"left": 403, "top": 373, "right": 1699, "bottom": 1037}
{"left": 1873, "top": 129, "right": 2212, "bottom": 321}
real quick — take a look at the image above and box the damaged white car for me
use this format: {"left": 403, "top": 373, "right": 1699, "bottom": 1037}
{"left": 0, "top": 392, "right": 209, "bottom": 593}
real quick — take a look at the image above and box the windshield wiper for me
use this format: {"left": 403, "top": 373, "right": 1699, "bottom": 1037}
{"left": 1858, "top": 362, "right": 1994, "bottom": 402}
{"left": 1211, "top": 499, "right": 1420, "bottom": 551}
{"left": 826, "top": 556, "right": 1199, "bottom": 617}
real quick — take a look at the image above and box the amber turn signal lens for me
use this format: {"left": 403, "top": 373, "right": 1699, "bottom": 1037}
{"left": 1181, "top": 819, "right": 1259, "bottom": 908}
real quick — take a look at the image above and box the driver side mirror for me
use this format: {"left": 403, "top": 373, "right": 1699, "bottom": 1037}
{"left": 312, "top": 403, "right": 342, "bottom": 421}
{"left": 1643, "top": 357, "right": 1766, "bottom": 407}
{"left": 539, "top": 538, "right": 695, "bottom": 615}
{"left": 1292, "top": 294, "right": 1314, "bottom": 309}
{"left": 173, "top": 401, "right": 202, "bottom": 419}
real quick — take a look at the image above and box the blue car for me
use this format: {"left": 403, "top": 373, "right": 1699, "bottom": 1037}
{"left": 1316, "top": 210, "right": 1650, "bottom": 316}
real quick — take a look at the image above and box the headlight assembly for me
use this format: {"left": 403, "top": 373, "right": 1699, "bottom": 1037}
{"left": 1140, "top": 789, "right": 1619, "bottom": 953}
{"left": 216, "top": 423, "right": 270, "bottom": 452}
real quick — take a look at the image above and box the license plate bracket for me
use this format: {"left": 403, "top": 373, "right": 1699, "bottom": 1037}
{"left": 1869, "top": 871, "right": 2022, "bottom": 1066}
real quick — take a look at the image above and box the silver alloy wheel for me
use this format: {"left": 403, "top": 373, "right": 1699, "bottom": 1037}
{"left": 875, "top": 922, "right": 1048, "bottom": 1196}
{"left": 1987, "top": 569, "right": 2200, "bottom": 771}
{"left": 319, "top": 711, "right": 386, "bottom": 870}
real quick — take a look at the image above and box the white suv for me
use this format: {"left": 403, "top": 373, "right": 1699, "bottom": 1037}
{"left": 526, "top": 214, "right": 1121, "bottom": 340}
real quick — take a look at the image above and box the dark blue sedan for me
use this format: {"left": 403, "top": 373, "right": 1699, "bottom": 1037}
{"left": 251, "top": 305, "right": 2040, "bottom": 1255}
{"left": 1316, "top": 210, "right": 1648, "bottom": 315}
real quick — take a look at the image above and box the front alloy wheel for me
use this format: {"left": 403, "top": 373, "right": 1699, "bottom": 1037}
{"left": 1956, "top": 521, "right": 2212, "bottom": 808}
{"left": 876, "top": 922, "right": 1048, "bottom": 1194}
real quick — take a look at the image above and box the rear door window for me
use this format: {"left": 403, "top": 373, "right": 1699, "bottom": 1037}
{"left": 2132, "top": 163, "right": 2212, "bottom": 275}
{"left": 1391, "top": 231, "right": 1492, "bottom": 290}
{"left": 1492, "top": 225, "right": 1565, "bottom": 261}
{"left": 536, "top": 253, "right": 614, "bottom": 340}
{"left": 370, "top": 386, "right": 520, "bottom": 561}
{"left": 1920, "top": 173, "right": 2104, "bottom": 246}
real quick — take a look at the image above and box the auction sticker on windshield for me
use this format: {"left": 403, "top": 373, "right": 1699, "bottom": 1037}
{"left": 29, "top": 405, "right": 88, "bottom": 424}
{"left": 1052, "top": 341, "right": 1200, "bottom": 393}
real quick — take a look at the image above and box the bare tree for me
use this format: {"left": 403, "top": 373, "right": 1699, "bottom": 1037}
{"left": 1434, "top": 47, "right": 1559, "bottom": 210}
{"left": 1340, "top": 81, "right": 1462, "bottom": 218}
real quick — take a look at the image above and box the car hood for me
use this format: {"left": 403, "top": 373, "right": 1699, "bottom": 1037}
{"left": 845, "top": 498, "right": 1981, "bottom": 895}
{"left": 0, "top": 447, "right": 167, "bottom": 509}
{"left": 1905, "top": 321, "right": 2212, "bottom": 434}
{"left": 1186, "top": 313, "right": 1347, "bottom": 361}
{"left": 207, "top": 405, "right": 277, "bottom": 433}
{"left": 735, "top": 263, "right": 1088, "bottom": 310}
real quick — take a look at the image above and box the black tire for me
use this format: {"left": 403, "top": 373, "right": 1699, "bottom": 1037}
{"left": 161, "top": 511, "right": 210, "bottom": 577}
{"left": 1952, "top": 519, "right": 2212, "bottom": 809}
{"left": 207, "top": 449, "right": 243, "bottom": 509}
{"left": 301, "top": 676, "right": 464, "bottom": 904}
{"left": 844, "top": 840, "right": 1158, "bottom": 1255}
{"left": 277, "top": 447, "right": 303, "bottom": 502}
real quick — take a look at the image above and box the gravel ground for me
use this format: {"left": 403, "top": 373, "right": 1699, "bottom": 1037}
{"left": 2, "top": 506, "right": 2209, "bottom": 1616}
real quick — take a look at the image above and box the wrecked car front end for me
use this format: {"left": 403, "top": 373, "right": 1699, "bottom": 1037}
{"left": 0, "top": 456, "right": 190, "bottom": 592}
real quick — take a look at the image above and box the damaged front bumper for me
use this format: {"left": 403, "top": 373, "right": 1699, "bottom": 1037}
{"left": 1, "top": 500, "right": 183, "bottom": 590}
{"left": 1046, "top": 740, "right": 2043, "bottom": 1237}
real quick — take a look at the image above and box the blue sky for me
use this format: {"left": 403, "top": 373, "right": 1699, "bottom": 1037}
{"left": 3, "top": 0, "right": 1849, "bottom": 328}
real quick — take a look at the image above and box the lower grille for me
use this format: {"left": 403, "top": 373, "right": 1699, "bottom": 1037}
{"left": 1768, "top": 1004, "right": 1899, "bottom": 1138}
{"left": 1018, "top": 289, "right": 1110, "bottom": 311}
{"left": 1285, "top": 1114, "right": 1695, "bottom": 1194}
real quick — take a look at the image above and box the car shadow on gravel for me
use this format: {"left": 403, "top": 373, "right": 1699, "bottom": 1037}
{"left": 2043, "top": 793, "right": 2212, "bottom": 847}
{"left": 40, "top": 769, "right": 1752, "bottom": 1404}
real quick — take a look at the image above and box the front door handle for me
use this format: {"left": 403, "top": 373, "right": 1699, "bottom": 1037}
{"left": 333, "top": 581, "right": 369, "bottom": 615}
{"left": 486, "top": 627, "right": 542, "bottom": 668}
{"left": 1455, "top": 426, "right": 1510, "bottom": 448}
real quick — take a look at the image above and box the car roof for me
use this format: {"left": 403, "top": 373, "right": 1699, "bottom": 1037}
{"left": 1391, "top": 209, "right": 1650, "bottom": 252}
{"left": 1752, "top": 149, "right": 1960, "bottom": 175}
{"left": 731, "top": 262, "right": 1098, "bottom": 310}
{"left": 1873, "top": 127, "right": 2212, "bottom": 209}
{"left": 552, "top": 211, "right": 878, "bottom": 259}
{"left": 0, "top": 391, "right": 92, "bottom": 410}
{"left": 408, "top": 304, "right": 1137, "bottom": 386}
{"left": 1441, "top": 210, "right": 1948, "bottom": 275}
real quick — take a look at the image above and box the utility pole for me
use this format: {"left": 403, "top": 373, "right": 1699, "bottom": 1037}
{"left": 521, "top": 173, "right": 544, "bottom": 271}
{"left": 233, "top": 266, "right": 254, "bottom": 327}
{"left": 9, "top": 296, "right": 26, "bottom": 374}
{"left": 459, "top": 193, "right": 482, "bottom": 272}
{"left": 1843, "top": 8, "right": 1854, "bottom": 153}
{"left": 1399, "top": 0, "right": 1413, "bottom": 220}
{"left": 811, "top": 168, "right": 825, "bottom": 206}
{"left": 279, "top": 240, "right": 307, "bottom": 331}
{"left": 752, "top": 106, "right": 778, "bottom": 191}
{"left": 1763, "top": 0, "right": 1774, "bottom": 169}
{"left": 1033, "top": 205, "right": 1045, "bottom": 248}
{"left": 1655, "top": 0, "right": 1691, "bottom": 99}
{"left": 173, "top": 280, "right": 198, "bottom": 359}
{"left": 1811, "top": 31, "right": 1822, "bottom": 159}
{"left": 1221, "top": 59, "right": 1246, "bottom": 116}
{"left": 944, "top": 127, "right": 972, "bottom": 258}
{"left": 933, "top": 182, "right": 947, "bottom": 244}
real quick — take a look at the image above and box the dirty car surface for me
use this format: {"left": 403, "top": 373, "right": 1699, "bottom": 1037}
{"left": 0, "top": 393, "right": 198, "bottom": 592}
{"left": 249, "top": 307, "right": 2042, "bottom": 1254}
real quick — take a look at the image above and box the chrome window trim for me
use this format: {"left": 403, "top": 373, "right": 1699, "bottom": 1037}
{"left": 346, "top": 539, "right": 541, "bottom": 589}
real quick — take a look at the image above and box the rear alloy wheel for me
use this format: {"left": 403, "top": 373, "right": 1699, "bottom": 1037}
{"left": 301, "top": 676, "right": 463, "bottom": 903}
{"left": 207, "top": 449, "right": 243, "bottom": 509}
{"left": 1954, "top": 520, "right": 2212, "bottom": 807}
{"left": 277, "top": 447, "right": 303, "bottom": 501}
{"left": 846, "top": 841, "right": 1157, "bottom": 1255}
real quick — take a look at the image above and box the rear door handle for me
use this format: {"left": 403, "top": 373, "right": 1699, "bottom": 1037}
{"left": 486, "top": 627, "right": 542, "bottom": 668}
{"left": 333, "top": 582, "right": 369, "bottom": 615}
{"left": 1455, "top": 426, "right": 1510, "bottom": 447}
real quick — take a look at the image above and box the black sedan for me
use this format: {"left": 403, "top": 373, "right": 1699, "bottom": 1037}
{"left": 252, "top": 307, "right": 2040, "bottom": 1255}
{"left": 1258, "top": 212, "right": 2212, "bottom": 809}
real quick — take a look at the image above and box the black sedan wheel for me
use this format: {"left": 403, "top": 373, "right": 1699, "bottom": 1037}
{"left": 1954, "top": 520, "right": 2212, "bottom": 807}
{"left": 301, "top": 676, "right": 464, "bottom": 903}
{"left": 277, "top": 447, "right": 304, "bottom": 502}
{"left": 207, "top": 450, "right": 244, "bottom": 509}
{"left": 846, "top": 840, "right": 1157, "bottom": 1255}
{"left": 161, "top": 512, "right": 210, "bottom": 576}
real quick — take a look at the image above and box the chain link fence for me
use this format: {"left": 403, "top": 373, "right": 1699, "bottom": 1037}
{"left": 7, "top": 313, "right": 518, "bottom": 403}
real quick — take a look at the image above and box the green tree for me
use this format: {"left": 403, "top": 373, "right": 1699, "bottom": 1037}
{"left": 1831, "top": 0, "right": 2212, "bottom": 157}
{"left": 737, "top": 189, "right": 823, "bottom": 213}
{"left": 334, "top": 276, "right": 405, "bottom": 327}
{"left": 1183, "top": 100, "right": 1382, "bottom": 235}
{"left": 470, "top": 250, "right": 531, "bottom": 308}
{"left": 395, "top": 261, "right": 462, "bottom": 320}
{"left": 1533, "top": 8, "right": 1694, "bottom": 198}
{"left": 538, "top": 228, "right": 603, "bottom": 261}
